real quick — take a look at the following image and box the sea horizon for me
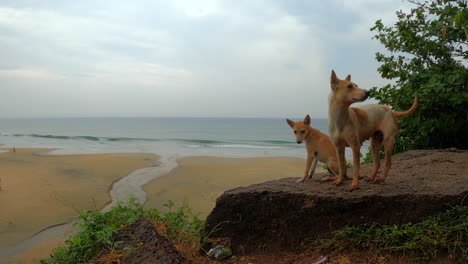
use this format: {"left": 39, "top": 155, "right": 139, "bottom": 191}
{"left": 0, "top": 117, "right": 366, "bottom": 159}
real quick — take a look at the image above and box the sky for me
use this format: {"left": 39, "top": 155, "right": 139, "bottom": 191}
{"left": 0, "top": 0, "right": 412, "bottom": 118}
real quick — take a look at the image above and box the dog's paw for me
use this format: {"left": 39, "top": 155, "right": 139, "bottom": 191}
{"left": 321, "top": 176, "right": 336, "bottom": 182}
{"left": 296, "top": 178, "right": 305, "bottom": 183}
{"left": 375, "top": 176, "right": 386, "bottom": 182}
{"left": 348, "top": 183, "right": 359, "bottom": 191}
{"left": 364, "top": 176, "right": 375, "bottom": 182}
{"left": 332, "top": 179, "right": 342, "bottom": 186}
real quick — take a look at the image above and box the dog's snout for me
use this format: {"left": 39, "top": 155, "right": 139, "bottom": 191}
{"left": 365, "top": 90, "right": 370, "bottom": 97}
{"left": 297, "top": 141, "right": 302, "bottom": 144}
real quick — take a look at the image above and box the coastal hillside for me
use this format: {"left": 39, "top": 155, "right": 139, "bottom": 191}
{"left": 205, "top": 149, "right": 468, "bottom": 252}
{"left": 43, "top": 149, "right": 467, "bottom": 264}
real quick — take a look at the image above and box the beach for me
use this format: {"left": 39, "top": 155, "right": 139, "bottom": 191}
{"left": 144, "top": 156, "right": 325, "bottom": 217}
{"left": 0, "top": 147, "right": 322, "bottom": 263}
{"left": 0, "top": 148, "right": 159, "bottom": 263}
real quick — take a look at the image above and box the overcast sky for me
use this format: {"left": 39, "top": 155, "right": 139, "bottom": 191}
{"left": 0, "top": 0, "right": 412, "bottom": 118}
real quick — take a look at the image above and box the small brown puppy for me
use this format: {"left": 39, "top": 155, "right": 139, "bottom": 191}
{"left": 328, "top": 70, "right": 418, "bottom": 191}
{"left": 287, "top": 115, "right": 340, "bottom": 183}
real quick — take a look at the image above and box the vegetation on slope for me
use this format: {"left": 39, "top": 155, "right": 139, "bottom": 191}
{"left": 40, "top": 198, "right": 204, "bottom": 264}
{"left": 315, "top": 205, "right": 468, "bottom": 262}
{"left": 41, "top": 198, "right": 467, "bottom": 263}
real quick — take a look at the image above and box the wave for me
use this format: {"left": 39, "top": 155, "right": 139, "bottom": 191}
{"left": 174, "top": 139, "right": 225, "bottom": 144}
{"left": 1, "top": 133, "right": 300, "bottom": 149}
{"left": 25, "top": 134, "right": 100, "bottom": 141}
{"left": 176, "top": 139, "right": 297, "bottom": 145}
{"left": 106, "top": 137, "right": 159, "bottom": 142}
{"left": 211, "top": 144, "right": 285, "bottom": 149}
{"left": 6, "top": 133, "right": 160, "bottom": 142}
{"left": 256, "top": 140, "right": 295, "bottom": 145}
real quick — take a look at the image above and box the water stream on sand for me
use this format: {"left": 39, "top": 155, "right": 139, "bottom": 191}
{"left": 0, "top": 154, "right": 179, "bottom": 262}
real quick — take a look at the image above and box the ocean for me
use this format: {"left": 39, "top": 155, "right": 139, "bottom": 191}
{"left": 0, "top": 117, "right": 367, "bottom": 158}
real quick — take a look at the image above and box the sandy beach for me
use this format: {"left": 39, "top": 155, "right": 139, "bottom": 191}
{"left": 0, "top": 148, "right": 159, "bottom": 260}
{"left": 144, "top": 156, "right": 326, "bottom": 217}
{"left": 0, "top": 150, "right": 326, "bottom": 263}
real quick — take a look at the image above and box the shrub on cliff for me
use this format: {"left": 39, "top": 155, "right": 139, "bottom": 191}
{"left": 369, "top": 0, "right": 468, "bottom": 156}
{"left": 40, "top": 198, "right": 204, "bottom": 264}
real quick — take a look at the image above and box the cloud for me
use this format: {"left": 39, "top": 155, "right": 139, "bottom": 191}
{"left": 172, "top": 0, "right": 224, "bottom": 18}
{"left": 0, "top": 0, "right": 410, "bottom": 118}
{"left": 0, "top": 68, "right": 65, "bottom": 80}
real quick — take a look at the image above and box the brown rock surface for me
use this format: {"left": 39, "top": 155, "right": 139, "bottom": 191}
{"left": 93, "top": 218, "right": 191, "bottom": 264}
{"left": 204, "top": 149, "right": 468, "bottom": 252}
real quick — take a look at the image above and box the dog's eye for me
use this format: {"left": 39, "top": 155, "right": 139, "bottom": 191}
{"left": 294, "top": 130, "right": 297, "bottom": 134}
{"left": 301, "top": 130, "right": 305, "bottom": 134}
{"left": 347, "top": 84, "right": 353, "bottom": 89}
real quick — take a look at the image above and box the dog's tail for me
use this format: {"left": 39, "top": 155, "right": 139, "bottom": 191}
{"left": 393, "top": 96, "right": 418, "bottom": 118}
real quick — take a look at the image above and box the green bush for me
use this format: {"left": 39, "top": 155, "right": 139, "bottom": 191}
{"left": 368, "top": 0, "right": 468, "bottom": 161}
{"left": 40, "top": 198, "right": 204, "bottom": 264}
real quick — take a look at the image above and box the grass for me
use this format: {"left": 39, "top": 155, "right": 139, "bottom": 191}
{"left": 40, "top": 198, "right": 204, "bottom": 264}
{"left": 314, "top": 205, "right": 468, "bottom": 262}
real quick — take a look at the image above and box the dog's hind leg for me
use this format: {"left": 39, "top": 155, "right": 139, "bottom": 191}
{"left": 376, "top": 134, "right": 396, "bottom": 182}
{"left": 322, "top": 168, "right": 337, "bottom": 182}
{"left": 322, "top": 159, "right": 338, "bottom": 181}
{"left": 365, "top": 132, "right": 383, "bottom": 182}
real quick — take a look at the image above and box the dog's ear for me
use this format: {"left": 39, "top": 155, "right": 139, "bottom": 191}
{"left": 286, "top": 119, "right": 295, "bottom": 128}
{"left": 304, "top": 115, "right": 311, "bottom": 125}
{"left": 345, "top": 74, "right": 351, "bottom": 81}
{"left": 331, "top": 70, "right": 339, "bottom": 91}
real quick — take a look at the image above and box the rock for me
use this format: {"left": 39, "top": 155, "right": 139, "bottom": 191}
{"left": 207, "top": 245, "right": 232, "bottom": 259}
{"left": 312, "top": 256, "right": 328, "bottom": 264}
{"left": 204, "top": 149, "right": 468, "bottom": 252}
{"left": 93, "top": 218, "right": 191, "bottom": 264}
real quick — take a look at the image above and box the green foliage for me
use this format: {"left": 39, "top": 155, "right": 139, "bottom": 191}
{"left": 362, "top": 152, "right": 374, "bottom": 164}
{"left": 317, "top": 205, "right": 468, "bottom": 262}
{"left": 362, "top": 146, "right": 386, "bottom": 164}
{"left": 40, "top": 198, "right": 204, "bottom": 264}
{"left": 150, "top": 200, "right": 205, "bottom": 245}
{"left": 370, "top": 0, "right": 468, "bottom": 154}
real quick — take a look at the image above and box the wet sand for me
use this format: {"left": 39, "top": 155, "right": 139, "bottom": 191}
{"left": 0, "top": 148, "right": 159, "bottom": 253}
{"left": 8, "top": 239, "right": 64, "bottom": 264}
{"left": 144, "top": 156, "right": 326, "bottom": 217}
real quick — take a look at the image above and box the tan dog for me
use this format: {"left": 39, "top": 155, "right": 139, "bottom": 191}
{"left": 287, "top": 115, "right": 340, "bottom": 183}
{"left": 328, "top": 70, "right": 418, "bottom": 191}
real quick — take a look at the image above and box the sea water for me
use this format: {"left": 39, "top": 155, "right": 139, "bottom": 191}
{"left": 0, "top": 117, "right": 368, "bottom": 158}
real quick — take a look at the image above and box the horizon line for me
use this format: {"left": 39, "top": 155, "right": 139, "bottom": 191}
{"left": 0, "top": 116, "right": 329, "bottom": 120}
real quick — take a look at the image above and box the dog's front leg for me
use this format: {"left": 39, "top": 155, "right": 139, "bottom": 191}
{"left": 332, "top": 145, "right": 346, "bottom": 186}
{"left": 297, "top": 153, "right": 314, "bottom": 183}
{"left": 307, "top": 154, "right": 318, "bottom": 179}
{"left": 349, "top": 144, "right": 361, "bottom": 191}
